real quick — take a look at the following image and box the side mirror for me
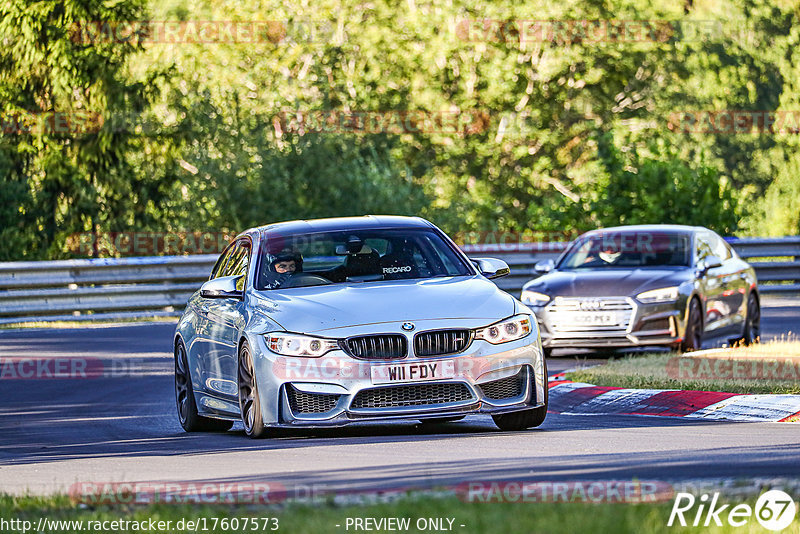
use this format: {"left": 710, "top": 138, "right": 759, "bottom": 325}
{"left": 534, "top": 259, "right": 555, "bottom": 274}
{"left": 200, "top": 275, "right": 243, "bottom": 299}
{"left": 471, "top": 257, "right": 511, "bottom": 280}
{"left": 698, "top": 255, "right": 723, "bottom": 273}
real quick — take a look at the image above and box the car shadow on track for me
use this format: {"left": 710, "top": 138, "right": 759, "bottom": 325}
{"left": 0, "top": 409, "right": 745, "bottom": 467}
{"left": 159, "top": 442, "right": 800, "bottom": 496}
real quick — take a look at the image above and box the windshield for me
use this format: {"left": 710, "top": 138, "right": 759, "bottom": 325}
{"left": 558, "top": 231, "right": 691, "bottom": 270}
{"left": 255, "top": 228, "right": 472, "bottom": 290}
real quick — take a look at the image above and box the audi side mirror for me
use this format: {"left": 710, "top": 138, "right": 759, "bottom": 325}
{"left": 534, "top": 259, "right": 555, "bottom": 274}
{"left": 471, "top": 257, "right": 511, "bottom": 279}
{"left": 200, "top": 275, "right": 243, "bottom": 299}
{"left": 698, "top": 255, "right": 723, "bottom": 273}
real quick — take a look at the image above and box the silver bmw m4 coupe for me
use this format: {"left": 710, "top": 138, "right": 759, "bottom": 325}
{"left": 174, "top": 216, "right": 548, "bottom": 437}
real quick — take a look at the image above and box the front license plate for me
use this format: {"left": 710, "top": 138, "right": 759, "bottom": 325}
{"left": 560, "top": 312, "right": 618, "bottom": 326}
{"left": 370, "top": 360, "right": 456, "bottom": 385}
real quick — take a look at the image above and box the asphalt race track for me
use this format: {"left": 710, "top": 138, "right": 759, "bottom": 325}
{"left": 1, "top": 296, "right": 799, "bottom": 496}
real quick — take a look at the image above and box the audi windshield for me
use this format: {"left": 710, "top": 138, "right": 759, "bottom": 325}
{"left": 558, "top": 231, "right": 691, "bottom": 270}
{"left": 255, "top": 228, "right": 473, "bottom": 290}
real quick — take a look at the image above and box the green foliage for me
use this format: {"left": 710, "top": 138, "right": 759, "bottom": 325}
{"left": 0, "top": 0, "right": 160, "bottom": 259}
{"left": 740, "top": 152, "right": 800, "bottom": 236}
{"left": 1, "top": 0, "right": 798, "bottom": 260}
{"left": 592, "top": 132, "right": 739, "bottom": 233}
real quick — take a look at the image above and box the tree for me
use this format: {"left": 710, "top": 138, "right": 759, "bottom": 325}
{"left": 0, "top": 0, "right": 162, "bottom": 259}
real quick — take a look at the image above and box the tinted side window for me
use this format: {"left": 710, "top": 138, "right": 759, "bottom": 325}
{"left": 707, "top": 232, "right": 732, "bottom": 260}
{"left": 225, "top": 241, "right": 251, "bottom": 291}
{"left": 695, "top": 234, "right": 714, "bottom": 265}
{"left": 223, "top": 245, "right": 245, "bottom": 277}
{"left": 210, "top": 243, "right": 237, "bottom": 280}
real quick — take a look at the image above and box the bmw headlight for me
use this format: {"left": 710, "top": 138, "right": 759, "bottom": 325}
{"left": 264, "top": 333, "right": 339, "bottom": 357}
{"left": 636, "top": 286, "right": 679, "bottom": 303}
{"left": 520, "top": 290, "right": 550, "bottom": 306}
{"left": 475, "top": 314, "right": 533, "bottom": 344}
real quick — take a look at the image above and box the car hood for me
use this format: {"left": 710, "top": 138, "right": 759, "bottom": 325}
{"left": 251, "top": 276, "right": 515, "bottom": 334}
{"left": 522, "top": 268, "right": 691, "bottom": 297}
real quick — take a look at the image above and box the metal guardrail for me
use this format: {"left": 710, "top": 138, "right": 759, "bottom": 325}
{"left": 0, "top": 237, "right": 798, "bottom": 324}
{"left": 463, "top": 236, "right": 800, "bottom": 294}
{"left": 0, "top": 256, "right": 217, "bottom": 324}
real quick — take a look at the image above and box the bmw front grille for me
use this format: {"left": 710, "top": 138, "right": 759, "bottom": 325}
{"left": 414, "top": 329, "right": 472, "bottom": 357}
{"left": 341, "top": 334, "right": 408, "bottom": 360}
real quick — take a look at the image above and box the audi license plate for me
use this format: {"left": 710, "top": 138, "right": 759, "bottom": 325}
{"left": 565, "top": 312, "right": 618, "bottom": 325}
{"left": 370, "top": 360, "right": 456, "bottom": 385}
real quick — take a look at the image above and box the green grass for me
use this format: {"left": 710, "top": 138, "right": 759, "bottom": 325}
{"left": 566, "top": 351, "right": 800, "bottom": 395}
{"left": 0, "top": 493, "right": 786, "bottom": 534}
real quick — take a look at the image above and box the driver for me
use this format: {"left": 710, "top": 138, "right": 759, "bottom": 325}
{"left": 263, "top": 249, "right": 303, "bottom": 289}
{"left": 582, "top": 240, "right": 622, "bottom": 265}
{"left": 273, "top": 258, "right": 297, "bottom": 274}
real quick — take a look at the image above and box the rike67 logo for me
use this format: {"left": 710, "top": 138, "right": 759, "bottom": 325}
{"left": 668, "top": 489, "right": 796, "bottom": 531}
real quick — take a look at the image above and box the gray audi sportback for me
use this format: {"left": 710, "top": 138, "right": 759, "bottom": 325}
{"left": 174, "top": 216, "right": 548, "bottom": 437}
{"left": 520, "top": 225, "right": 760, "bottom": 355}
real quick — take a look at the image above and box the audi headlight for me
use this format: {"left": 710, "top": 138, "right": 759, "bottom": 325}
{"left": 264, "top": 333, "right": 339, "bottom": 357}
{"left": 475, "top": 314, "right": 533, "bottom": 344}
{"left": 636, "top": 286, "right": 679, "bottom": 303}
{"left": 520, "top": 290, "right": 550, "bottom": 306}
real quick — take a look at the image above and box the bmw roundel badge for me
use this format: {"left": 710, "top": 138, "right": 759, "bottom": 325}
{"left": 401, "top": 322, "right": 415, "bottom": 331}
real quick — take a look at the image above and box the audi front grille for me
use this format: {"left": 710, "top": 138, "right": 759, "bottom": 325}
{"left": 546, "top": 297, "right": 635, "bottom": 335}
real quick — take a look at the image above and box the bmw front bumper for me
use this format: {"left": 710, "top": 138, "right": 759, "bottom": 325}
{"left": 250, "top": 324, "right": 546, "bottom": 428}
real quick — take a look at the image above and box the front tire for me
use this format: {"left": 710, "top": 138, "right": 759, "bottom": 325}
{"left": 493, "top": 405, "right": 547, "bottom": 431}
{"left": 741, "top": 292, "right": 761, "bottom": 346}
{"left": 174, "top": 339, "right": 233, "bottom": 432}
{"left": 681, "top": 298, "right": 703, "bottom": 352}
{"left": 492, "top": 362, "right": 548, "bottom": 431}
{"left": 238, "top": 341, "right": 268, "bottom": 439}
